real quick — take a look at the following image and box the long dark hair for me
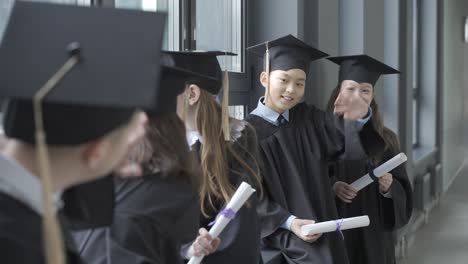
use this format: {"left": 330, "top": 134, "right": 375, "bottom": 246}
{"left": 326, "top": 83, "right": 401, "bottom": 162}
{"left": 129, "top": 112, "right": 199, "bottom": 183}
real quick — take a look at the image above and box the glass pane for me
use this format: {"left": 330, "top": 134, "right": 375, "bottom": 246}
{"left": 0, "top": 0, "right": 14, "bottom": 39}
{"left": 412, "top": 0, "right": 418, "bottom": 89}
{"left": 412, "top": 98, "right": 418, "bottom": 146}
{"left": 114, "top": 0, "right": 177, "bottom": 50}
{"left": 1, "top": 0, "right": 79, "bottom": 42}
{"left": 228, "top": 105, "right": 246, "bottom": 120}
{"left": 28, "top": 0, "right": 78, "bottom": 4}
{"left": 195, "top": 0, "right": 242, "bottom": 72}
{"left": 76, "top": 0, "right": 92, "bottom": 5}
{"left": 115, "top": 0, "right": 156, "bottom": 11}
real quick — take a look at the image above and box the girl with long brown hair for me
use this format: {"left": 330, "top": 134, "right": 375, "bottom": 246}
{"left": 72, "top": 65, "right": 207, "bottom": 264}
{"left": 166, "top": 51, "right": 264, "bottom": 264}
{"left": 326, "top": 55, "right": 413, "bottom": 264}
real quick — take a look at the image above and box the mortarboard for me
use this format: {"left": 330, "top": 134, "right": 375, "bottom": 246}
{"left": 0, "top": 2, "right": 167, "bottom": 264}
{"left": 0, "top": 0, "right": 167, "bottom": 145}
{"left": 161, "top": 50, "right": 236, "bottom": 141}
{"left": 152, "top": 51, "right": 229, "bottom": 115}
{"left": 247, "top": 34, "right": 329, "bottom": 74}
{"left": 161, "top": 51, "right": 236, "bottom": 94}
{"left": 327, "top": 54, "right": 400, "bottom": 86}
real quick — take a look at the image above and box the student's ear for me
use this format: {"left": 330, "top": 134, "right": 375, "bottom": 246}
{"left": 187, "top": 84, "right": 201, "bottom": 106}
{"left": 81, "top": 138, "right": 109, "bottom": 170}
{"left": 260, "top": 71, "right": 268, "bottom": 88}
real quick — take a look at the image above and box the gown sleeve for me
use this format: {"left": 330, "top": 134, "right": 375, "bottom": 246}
{"left": 61, "top": 175, "right": 115, "bottom": 230}
{"left": 240, "top": 121, "right": 291, "bottom": 237}
{"left": 310, "top": 107, "right": 384, "bottom": 161}
{"left": 378, "top": 131, "right": 413, "bottom": 230}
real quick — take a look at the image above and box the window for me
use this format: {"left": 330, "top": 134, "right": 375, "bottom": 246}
{"left": 114, "top": 0, "right": 180, "bottom": 50}
{"left": 115, "top": 0, "right": 157, "bottom": 11}
{"left": 184, "top": 0, "right": 244, "bottom": 72}
{"left": 0, "top": 0, "right": 85, "bottom": 39}
{"left": 228, "top": 105, "right": 246, "bottom": 120}
{"left": 412, "top": 0, "right": 420, "bottom": 147}
{"left": 0, "top": 0, "right": 14, "bottom": 39}
{"left": 77, "top": 0, "right": 91, "bottom": 5}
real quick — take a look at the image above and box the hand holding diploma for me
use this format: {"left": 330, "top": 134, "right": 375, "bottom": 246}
{"left": 333, "top": 182, "right": 358, "bottom": 203}
{"left": 350, "top": 153, "right": 407, "bottom": 191}
{"left": 291, "top": 219, "right": 322, "bottom": 243}
{"left": 378, "top": 173, "right": 393, "bottom": 194}
{"left": 188, "top": 228, "right": 221, "bottom": 257}
{"left": 301, "top": 215, "right": 370, "bottom": 237}
{"left": 187, "top": 182, "right": 256, "bottom": 264}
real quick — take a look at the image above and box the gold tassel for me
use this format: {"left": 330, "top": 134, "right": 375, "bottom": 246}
{"left": 264, "top": 42, "right": 270, "bottom": 104}
{"left": 35, "top": 130, "right": 65, "bottom": 264}
{"left": 33, "top": 55, "right": 79, "bottom": 264}
{"left": 221, "top": 70, "right": 230, "bottom": 141}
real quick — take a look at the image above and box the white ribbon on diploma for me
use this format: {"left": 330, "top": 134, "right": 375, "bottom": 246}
{"left": 301, "top": 215, "right": 370, "bottom": 236}
{"left": 188, "top": 181, "right": 256, "bottom": 264}
{"left": 350, "top": 153, "right": 407, "bottom": 191}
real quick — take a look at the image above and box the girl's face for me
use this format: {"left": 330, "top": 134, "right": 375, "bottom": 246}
{"left": 261, "top": 69, "right": 306, "bottom": 113}
{"left": 334, "top": 80, "right": 374, "bottom": 114}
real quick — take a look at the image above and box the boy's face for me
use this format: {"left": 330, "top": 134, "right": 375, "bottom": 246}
{"left": 83, "top": 112, "right": 148, "bottom": 181}
{"left": 261, "top": 69, "right": 306, "bottom": 113}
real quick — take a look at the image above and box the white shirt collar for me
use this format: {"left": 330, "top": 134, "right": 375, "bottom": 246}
{"left": 0, "top": 154, "right": 44, "bottom": 214}
{"left": 250, "top": 97, "right": 289, "bottom": 126}
{"left": 186, "top": 130, "right": 203, "bottom": 148}
{"left": 185, "top": 119, "right": 247, "bottom": 148}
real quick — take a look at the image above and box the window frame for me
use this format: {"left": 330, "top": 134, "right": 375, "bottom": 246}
{"left": 412, "top": 0, "right": 421, "bottom": 148}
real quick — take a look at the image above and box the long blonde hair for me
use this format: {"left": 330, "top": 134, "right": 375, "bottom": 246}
{"left": 183, "top": 88, "right": 262, "bottom": 217}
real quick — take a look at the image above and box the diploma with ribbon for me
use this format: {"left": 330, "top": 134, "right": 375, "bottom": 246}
{"left": 188, "top": 181, "right": 256, "bottom": 264}
{"left": 350, "top": 153, "right": 407, "bottom": 191}
{"left": 301, "top": 215, "right": 370, "bottom": 237}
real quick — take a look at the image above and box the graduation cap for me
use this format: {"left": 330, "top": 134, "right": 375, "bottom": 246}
{"left": 0, "top": 0, "right": 167, "bottom": 144}
{"left": 247, "top": 34, "right": 329, "bottom": 74}
{"left": 0, "top": 1, "right": 166, "bottom": 263}
{"left": 327, "top": 54, "right": 401, "bottom": 86}
{"left": 153, "top": 52, "right": 228, "bottom": 115}
{"left": 162, "top": 51, "right": 236, "bottom": 94}
{"left": 162, "top": 51, "right": 236, "bottom": 141}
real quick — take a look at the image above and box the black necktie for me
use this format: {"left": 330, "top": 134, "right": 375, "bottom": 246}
{"left": 277, "top": 114, "right": 288, "bottom": 126}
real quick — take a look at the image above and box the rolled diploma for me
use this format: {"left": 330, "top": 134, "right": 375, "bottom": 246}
{"left": 350, "top": 153, "right": 407, "bottom": 191}
{"left": 188, "top": 181, "right": 256, "bottom": 264}
{"left": 301, "top": 215, "right": 370, "bottom": 236}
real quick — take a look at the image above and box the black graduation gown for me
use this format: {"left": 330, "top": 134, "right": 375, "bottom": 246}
{"left": 245, "top": 102, "right": 383, "bottom": 264}
{"left": 184, "top": 124, "right": 263, "bottom": 264}
{"left": 73, "top": 173, "right": 199, "bottom": 264}
{"left": 61, "top": 175, "right": 115, "bottom": 230}
{"left": 0, "top": 192, "right": 82, "bottom": 264}
{"left": 329, "top": 129, "right": 413, "bottom": 264}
